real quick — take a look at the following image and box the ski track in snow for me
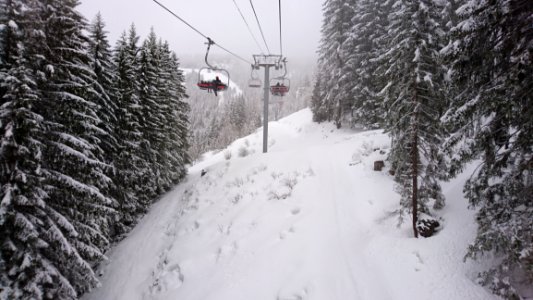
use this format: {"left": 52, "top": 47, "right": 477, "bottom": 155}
{"left": 84, "top": 109, "right": 500, "bottom": 300}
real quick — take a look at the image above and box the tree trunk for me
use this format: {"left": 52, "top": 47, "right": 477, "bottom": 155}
{"left": 412, "top": 100, "right": 419, "bottom": 238}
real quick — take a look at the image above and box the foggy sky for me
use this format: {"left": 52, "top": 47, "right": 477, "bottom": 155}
{"left": 78, "top": 0, "right": 324, "bottom": 66}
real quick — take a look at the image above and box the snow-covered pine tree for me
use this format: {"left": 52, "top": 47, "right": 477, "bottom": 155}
{"left": 311, "top": 2, "right": 333, "bottom": 124}
{"left": 313, "top": 0, "right": 355, "bottom": 126}
{"left": 138, "top": 29, "right": 164, "bottom": 198}
{"left": 228, "top": 95, "right": 247, "bottom": 136}
{"left": 112, "top": 25, "right": 147, "bottom": 231}
{"left": 152, "top": 39, "right": 172, "bottom": 190}
{"left": 1, "top": 0, "right": 114, "bottom": 297}
{"left": 379, "top": 0, "right": 447, "bottom": 236}
{"left": 331, "top": 0, "right": 358, "bottom": 128}
{"left": 87, "top": 13, "right": 120, "bottom": 238}
{"left": 157, "top": 41, "right": 189, "bottom": 185}
{"left": 442, "top": 0, "right": 532, "bottom": 297}
{"left": 88, "top": 13, "right": 119, "bottom": 172}
{"left": 137, "top": 30, "right": 190, "bottom": 196}
{"left": 36, "top": 0, "right": 115, "bottom": 296}
{"left": 440, "top": 0, "right": 461, "bottom": 31}
{"left": 349, "top": 0, "right": 392, "bottom": 128}
{"left": 310, "top": 74, "right": 327, "bottom": 123}
{"left": 0, "top": 1, "right": 57, "bottom": 298}
{"left": 88, "top": 13, "right": 118, "bottom": 158}
{"left": 437, "top": 0, "right": 462, "bottom": 123}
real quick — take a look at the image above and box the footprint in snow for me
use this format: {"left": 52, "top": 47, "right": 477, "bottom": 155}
{"left": 279, "top": 226, "right": 296, "bottom": 240}
{"left": 177, "top": 220, "right": 200, "bottom": 236}
{"left": 217, "top": 223, "right": 232, "bottom": 235}
{"left": 215, "top": 241, "right": 239, "bottom": 262}
{"left": 413, "top": 251, "right": 424, "bottom": 272}
{"left": 150, "top": 263, "right": 184, "bottom": 295}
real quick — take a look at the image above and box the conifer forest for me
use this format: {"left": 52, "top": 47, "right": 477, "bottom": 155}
{"left": 0, "top": 0, "right": 189, "bottom": 298}
{"left": 0, "top": 0, "right": 531, "bottom": 299}
{"left": 312, "top": 0, "right": 531, "bottom": 298}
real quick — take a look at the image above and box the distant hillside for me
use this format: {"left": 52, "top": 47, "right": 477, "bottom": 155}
{"left": 180, "top": 59, "right": 312, "bottom": 162}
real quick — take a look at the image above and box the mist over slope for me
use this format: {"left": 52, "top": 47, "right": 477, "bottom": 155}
{"left": 181, "top": 56, "right": 312, "bottom": 161}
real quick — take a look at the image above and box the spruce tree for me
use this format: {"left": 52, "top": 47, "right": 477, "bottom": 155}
{"left": 87, "top": 13, "right": 119, "bottom": 238}
{"left": 0, "top": 1, "right": 55, "bottom": 298}
{"left": 349, "top": 0, "right": 392, "bottom": 128}
{"left": 88, "top": 13, "right": 118, "bottom": 167}
{"left": 310, "top": 74, "right": 328, "bottom": 123}
{"left": 1, "top": 0, "right": 114, "bottom": 297}
{"left": 37, "top": 0, "right": 114, "bottom": 296}
{"left": 228, "top": 95, "right": 246, "bottom": 135}
{"left": 314, "top": 0, "right": 354, "bottom": 125}
{"left": 443, "top": 0, "right": 532, "bottom": 296}
{"left": 158, "top": 42, "right": 189, "bottom": 185}
{"left": 1, "top": 1, "right": 191, "bottom": 297}
{"left": 112, "top": 26, "right": 146, "bottom": 231}
{"left": 138, "top": 29, "right": 164, "bottom": 198}
{"left": 379, "top": 0, "right": 447, "bottom": 236}
{"left": 331, "top": 0, "right": 358, "bottom": 127}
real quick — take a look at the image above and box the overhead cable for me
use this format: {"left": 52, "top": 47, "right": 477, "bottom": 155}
{"left": 278, "top": 0, "right": 283, "bottom": 57}
{"left": 232, "top": 0, "right": 265, "bottom": 55}
{"left": 152, "top": 0, "right": 208, "bottom": 39}
{"left": 151, "top": 0, "right": 253, "bottom": 65}
{"left": 249, "top": 0, "right": 271, "bottom": 54}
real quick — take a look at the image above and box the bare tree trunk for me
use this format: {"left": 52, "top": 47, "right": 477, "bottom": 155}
{"left": 412, "top": 96, "right": 419, "bottom": 238}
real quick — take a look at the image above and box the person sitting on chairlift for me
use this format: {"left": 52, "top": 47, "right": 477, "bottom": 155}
{"left": 274, "top": 82, "right": 282, "bottom": 95}
{"left": 213, "top": 76, "right": 221, "bottom": 96}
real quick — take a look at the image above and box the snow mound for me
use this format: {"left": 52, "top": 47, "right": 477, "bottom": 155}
{"left": 84, "top": 108, "right": 498, "bottom": 300}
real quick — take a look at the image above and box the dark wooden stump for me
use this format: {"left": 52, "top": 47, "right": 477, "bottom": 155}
{"left": 416, "top": 218, "right": 441, "bottom": 238}
{"left": 374, "top": 160, "right": 385, "bottom": 171}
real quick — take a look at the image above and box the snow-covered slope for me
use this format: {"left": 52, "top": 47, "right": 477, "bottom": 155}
{"left": 84, "top": 109, "right": 498, "bottom": 300}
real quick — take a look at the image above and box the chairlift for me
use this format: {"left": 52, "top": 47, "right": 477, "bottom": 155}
{"left": 197, "top": 69, "right": 229, "bottom": 93}
{"left": 248, "top": 79, "right": 262, "bottom": 88}
{"left": 196, "top": 38, "right": 230, "bottom": 96}
{"left": 248, "top": 67, "right": 262, "bottom": 88}
{"left": 270, "top": 78, "right": 290, "bottom": 96}
{"left": 269, "top": 58, "right": 290, "bottom": 96}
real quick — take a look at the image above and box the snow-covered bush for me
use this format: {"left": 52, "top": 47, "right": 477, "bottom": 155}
{"left": 238, "top": 146, "right": 249, "bottom": 157}
{"left": 224, "top": 150, "right": 232, "bottom": 160}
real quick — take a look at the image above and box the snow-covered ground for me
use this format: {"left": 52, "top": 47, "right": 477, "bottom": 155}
{"left": 84, "top": 108, "right": 499, "bottom": 300}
